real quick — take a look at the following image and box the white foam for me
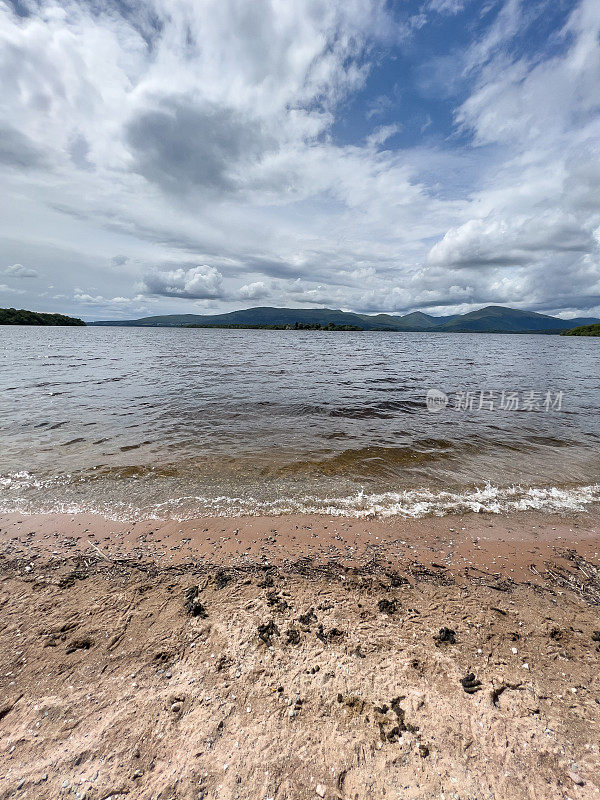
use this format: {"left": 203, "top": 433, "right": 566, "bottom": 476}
{"left": 1, "top": 481, "right": 599, "bottom": 521}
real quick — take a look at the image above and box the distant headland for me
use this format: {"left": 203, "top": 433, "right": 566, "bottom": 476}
{"left": 88, "top": 305, "right": 600, "bottom": 334}
{"left": 560, "top": 323, "right": 600, "bottom": 337}
{"left": 0, "top": 308, "right": 85, "bottom": 326}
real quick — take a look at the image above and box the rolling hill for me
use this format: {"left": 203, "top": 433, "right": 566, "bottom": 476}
{"left": 88, "top": 305, "right": 600, "bottom": 334}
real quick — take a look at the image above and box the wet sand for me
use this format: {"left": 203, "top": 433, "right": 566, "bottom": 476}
{"left": 0, "top": 510, "right": 599, "bottom": 799}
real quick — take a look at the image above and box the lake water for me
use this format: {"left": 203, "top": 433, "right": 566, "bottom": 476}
{"left": 1, "top": 326, "right": 600, "bottom": 520}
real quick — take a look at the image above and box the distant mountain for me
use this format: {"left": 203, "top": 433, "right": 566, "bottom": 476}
{"left": 88, "top": 305, "right": 600, "bottom": 334}
{"left": 0, "top": 307, "right": 85, "bottom": 326}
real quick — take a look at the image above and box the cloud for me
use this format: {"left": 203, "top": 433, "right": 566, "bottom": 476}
{"left": 141, "top": 265, "right": 225, "bottom": 299}
{"left": 238, "top": 281, "right": 270, "bottom": 300}
{"left": 366, "top": 124, "right": 401, "bottom": 148}
{"left": 110, "top": 255, "right": 129, "bottom": 267}
{"left": 0, "top": 283, "right": 24, "bottom": 294}
{"left": 0, "top": 0, "right": 598, "bottom": 319}
{"left": 126, "top": 100, "right": 273, "bottom": 195}
{"left": 4, "top": 263, "right": 39, "bottom": 278}
{"left": 428, "top": 214, "right": 594, "bottom": 268}
{"left": 0, "top": 125, "right": 46, "bottom": 169}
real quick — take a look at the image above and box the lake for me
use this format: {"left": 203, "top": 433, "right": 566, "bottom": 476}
{"left": 1, "top": 326, "right": 599, "bottom": 519}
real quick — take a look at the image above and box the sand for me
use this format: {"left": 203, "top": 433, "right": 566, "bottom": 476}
{"left": 0, "top": 510, "right": 599, "bottom": 799}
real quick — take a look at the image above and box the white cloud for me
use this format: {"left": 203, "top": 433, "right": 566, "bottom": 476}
{"left": 4, "top": 263, "right": 39, "bottom": 278}
{"left": 141, "top": 265, "right": 224, "bottom": 299}
{"left": 366, "top": 124, "right": 401, "bottom": 148}
{"left": 0, "top": 283, "right": 24, "bottom": 294}
{"left": 238, "top": 281, "right": 270, "bottom": 300}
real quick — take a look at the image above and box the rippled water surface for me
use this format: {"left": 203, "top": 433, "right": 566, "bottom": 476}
{"left": 1, "top": 326, "right": 600, "bottom": 518}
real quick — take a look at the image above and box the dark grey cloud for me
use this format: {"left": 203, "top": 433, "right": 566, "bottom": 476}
{"left": 0, "top": 125, "right": 46, "bottom": 169}
{"left": 126, "top": 99, "right": 273, "bottom": 195}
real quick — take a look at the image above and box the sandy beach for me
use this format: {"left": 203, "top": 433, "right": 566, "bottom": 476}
{"left": 1, "top": 510, "right": 599, "bottom": 800}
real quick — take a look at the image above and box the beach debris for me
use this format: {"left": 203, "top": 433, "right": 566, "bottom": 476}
{"left": 377, "top": 598, "right": 398, "bottom": 615}
{"left": 184, "top": 586, "right": 207, "bottom": 618}
{"left": 285, "top": 628, "right": 300, "bottom": 645}
{"left": 390, "top": 696, "right": 417, "bottom": 732}
{"left": 387, "top": 571, "right": 409, "bottom": 587}
{"left": 434, "top": 627, "right": 456, "bottom": 646}
{"left": 266, "top": 590, "right": 289, "bottom": 613}
{"left": 338, "top": 694, "right": 367, "bottom": 719}
{"left": 316, "top": 624, "right": 345, "bottom": 644}
{"left": 460, "top": 673, "right": 482, "bottom": 694}
{"left": 216, "top": 655, "right": 232, "bottom": 671}
{"left": 298, "top": 608, "right": 317, "bottom": 627}
{"left": 350, "top": 644, "right": 366, "bottom": 658}
{"left": 214, "top": 569, "right": 232, "bottom": 590}
{"left": 258, "top": 620, "right": 280, "bottom": 647}
{"left": 258, "top": 572, "right": 274, "bottom": 588}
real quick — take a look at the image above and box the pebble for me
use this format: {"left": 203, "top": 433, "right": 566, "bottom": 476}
{"left": 568, "top": 771, "right": 584, "bottom": 786}
{"left": 315, "top": 785, "right": 326, "bottom": 798}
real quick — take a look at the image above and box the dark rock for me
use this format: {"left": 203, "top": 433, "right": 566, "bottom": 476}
{"left": 186, "top": 599, "right": 208, "bottom": 618}
{"left": 460, "top": 673, "right": 482, "bottom": 694}
{"left": 214, "top": 570, "right": 231, "bottom": 590}
{"left": 298, "top": 608, "right": 317, "bottom": 626}
{"left": 387, "top": 571, "right": 409, "bottom": 587}
{"left": 258, "top": 620, "right": 280, "bottom": 647}
{"left": 286, "top": 628, "right": 300, "bottom": 645}
{"left": 377, "top": 598, "right": 398, "bottom": 615}
{"left": 266, "top": 591, "right": 289, "bottom": 613}
{"left": 434, "top": 627, "right": 456, "bottom": 646}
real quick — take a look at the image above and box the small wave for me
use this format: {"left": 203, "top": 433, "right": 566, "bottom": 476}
{"left": 0, "top": 481, "right": 599, "bottom": 522}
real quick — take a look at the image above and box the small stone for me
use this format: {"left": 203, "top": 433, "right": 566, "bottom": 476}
{"left": 568, "top": 771, "right": 584, "bottom": 786}
{"left": 165, "top": 671, "right": 172, "bottom": 679}
{"left": 315, "top": 784, "right": 326, "bottom": 797}
{"left": 171, "top": 702, "right": 182, "bottom": 713}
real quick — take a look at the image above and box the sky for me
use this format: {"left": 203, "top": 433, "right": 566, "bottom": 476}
{"left": 0, "top": 0, "right": 599, "bottom": 321}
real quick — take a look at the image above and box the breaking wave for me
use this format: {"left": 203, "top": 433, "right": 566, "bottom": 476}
{"left": 1, "top": 471, "right": 599, "bottom": 522}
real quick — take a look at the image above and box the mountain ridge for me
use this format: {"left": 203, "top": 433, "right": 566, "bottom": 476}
{"left": 88, "top": 305, "right": 600, "bottom": 333}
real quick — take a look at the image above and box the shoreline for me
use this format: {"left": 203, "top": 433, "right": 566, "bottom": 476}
{"left": 2, "top": 508, "right": 599, "bottom": 584}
